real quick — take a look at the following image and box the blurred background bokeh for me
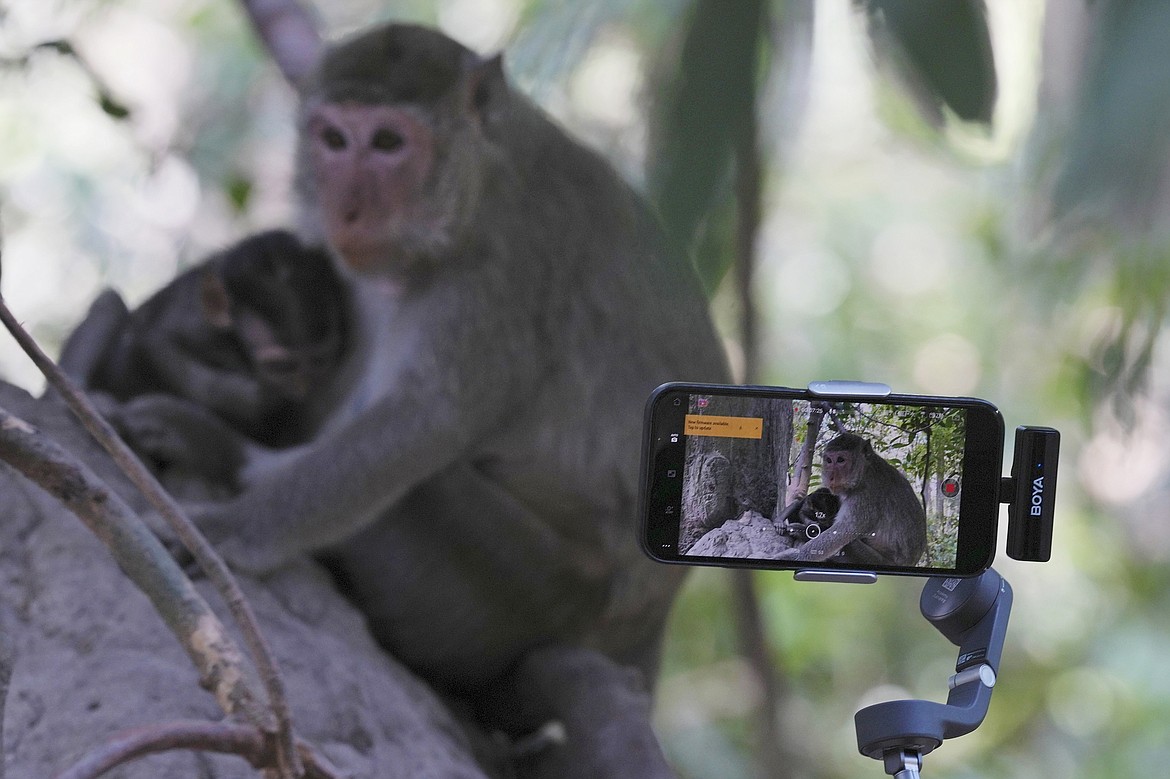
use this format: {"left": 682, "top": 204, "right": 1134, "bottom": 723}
{"left": 2, "top": 1, "right": 1168, "bottom": 777}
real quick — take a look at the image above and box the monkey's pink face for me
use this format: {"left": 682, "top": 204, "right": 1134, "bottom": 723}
{"left": 306, "top": 102, "right": 437, "bottom": 277}
{"left": 822, "top": 451, "right": 856, "bottom": 495}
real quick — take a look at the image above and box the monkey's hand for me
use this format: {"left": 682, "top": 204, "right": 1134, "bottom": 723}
{"left": 110, "top": 393, "right": 264, "bottom": 493}
{"left": 178, "top": 502, "right": 292, "bottom": 575}
{"left": 124, "top": 502, "right": 283, "bottom": 577}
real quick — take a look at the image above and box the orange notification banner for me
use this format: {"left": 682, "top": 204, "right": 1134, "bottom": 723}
{"left": 684, "top": 414, "right": 764, "bottom": 439}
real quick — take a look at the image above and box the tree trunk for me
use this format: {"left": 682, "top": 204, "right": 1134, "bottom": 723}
{"left": 780, "top": 404, "right": 825, "bottom": 517}
{"left": 680, "top": 395, "right": 793, "bottom": 552}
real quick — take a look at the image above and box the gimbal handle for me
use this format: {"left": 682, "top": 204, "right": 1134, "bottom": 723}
{"left": 854, "top": 568, "right": 1012, "bottom": 775}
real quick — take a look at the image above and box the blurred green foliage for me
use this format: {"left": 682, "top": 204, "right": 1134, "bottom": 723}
{"left": 2, "top": 1, "right": 1170, "bottom": 778}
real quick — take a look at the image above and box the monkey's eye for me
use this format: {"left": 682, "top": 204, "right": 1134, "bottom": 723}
{"left": 371, "top": 128, "right": 405, "bottom": 153}
{"left": 321, "top": 126, "right": 348, "bottom": 150}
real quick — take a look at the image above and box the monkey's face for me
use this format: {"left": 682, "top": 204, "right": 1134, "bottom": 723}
{"left": 213, "top": 232, "right": 349, "bottom": 403}
{"left": 298, "top": 24, "right": 505, "bottom": 286}
{"left": 304, "top": 101, "right": 448, "bottom": 279}
{"left": 822, "top": 449, "right": 859, "bottom": 495}
{"left": 230, "top": 311, "right": 346, "bottom": 405}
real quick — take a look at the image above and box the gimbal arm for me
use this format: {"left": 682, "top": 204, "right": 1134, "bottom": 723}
{"left": 854, "top": 568, "right": 1012, "bottom": 777}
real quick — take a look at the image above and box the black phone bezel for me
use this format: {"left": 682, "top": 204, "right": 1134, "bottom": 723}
{"left": 639, "top": 382, "right": 1005, "bottom": 578}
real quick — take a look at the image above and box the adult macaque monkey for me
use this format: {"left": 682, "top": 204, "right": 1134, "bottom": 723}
{"left": 778, "top": 433, "right": 927, "bottom": 566}
{"left": 119, "top": 18, "right": 729, "bottom": 719}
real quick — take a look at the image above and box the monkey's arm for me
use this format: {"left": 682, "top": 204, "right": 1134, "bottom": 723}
{"left": 775, "top": 497, "right": 804, "bottom": 525}
{"left": 187, "top": 280, "right": 538, "bottom": 573}
{"left": 775, "top": 505, "right": 874, "bottom": 562}
{"left": 140, "top": 335, "right": 273, "bottom": 427}
{"left": 113, "top": 393, "right": 259, "bottom": 489}
{"left": 322, "top": 461, "right": 616, "bottom": 687}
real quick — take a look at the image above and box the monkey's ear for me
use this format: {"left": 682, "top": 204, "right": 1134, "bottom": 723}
{"left": 199, "top": 270, "right": 235, "bottom": 330}
{"left": 464, "top": 53, "right": 508, "bottom": 127}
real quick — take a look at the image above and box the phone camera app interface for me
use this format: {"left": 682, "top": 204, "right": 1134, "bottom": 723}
{"left": 678, "top": 394, "right": 967, "bottom": 570}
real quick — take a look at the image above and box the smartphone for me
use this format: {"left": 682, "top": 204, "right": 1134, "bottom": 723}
{"left": 640, "top": 383, "right": 1005, "bottom": 577}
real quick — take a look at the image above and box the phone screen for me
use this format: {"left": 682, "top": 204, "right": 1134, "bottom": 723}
{"left": 640, "top": 384, "right": 1005, "bottom": 576}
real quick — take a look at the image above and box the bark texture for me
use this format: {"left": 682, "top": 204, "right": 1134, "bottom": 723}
{"left": 0, "top": 382, "right": 494, "bottom": 778}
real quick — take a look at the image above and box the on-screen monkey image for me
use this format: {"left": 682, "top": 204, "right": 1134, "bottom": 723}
{"left": 778, "top": 433, "right": 928, "bottom": 567}
{"left": 778, "top": 487, "right": 841, "bottom": 540}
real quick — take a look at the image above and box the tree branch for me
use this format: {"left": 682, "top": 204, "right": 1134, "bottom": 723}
{"left": 237, "top": 0, "right": 323, "bottom": 88}
{"left": 0, "top": 40, "right": 132, "bottom": 121}
{"left": 785, "top": 405, "right": 826, "bottom": 507}
{"left": 0, "top": 403, "right": 268, "bottom": 727}
{"left": 53, "top": 720, "right": 343, "bottom": 779}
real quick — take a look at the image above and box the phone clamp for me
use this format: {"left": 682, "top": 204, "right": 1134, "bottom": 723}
{"left": 854, "top": 568, "right": 1012, "bottom": 778}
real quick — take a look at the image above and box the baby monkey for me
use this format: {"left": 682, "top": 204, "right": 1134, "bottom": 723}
{"left": 59, "top": 229, "right": 350, "bottom": 449}
{"left": 778, "top": 487, "right": 841, "bottom": 541}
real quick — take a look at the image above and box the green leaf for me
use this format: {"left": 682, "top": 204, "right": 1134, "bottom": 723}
{"left": 1052, "top": 0, "right": 1170, "bottom": 224}
{"left": 226, "top": 175, "right": 254, "bottom": 213}
{"left": 859, "top": 0, "right": 997, "bottom": 125}
{"left": 647, "top": 0, "right": 768, "bottom": 291}
{"left": 98, "top": 91, "right": 131, "bottom": 121}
